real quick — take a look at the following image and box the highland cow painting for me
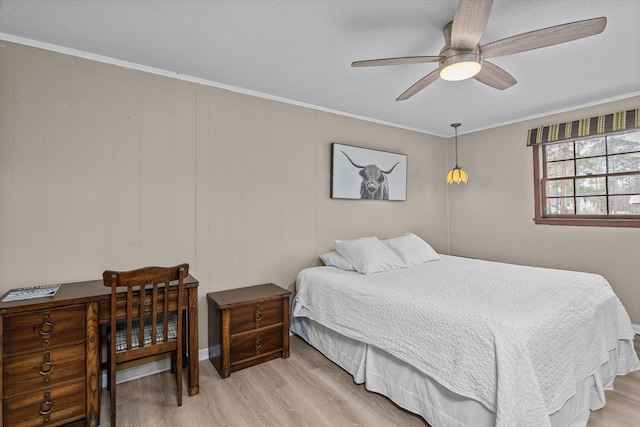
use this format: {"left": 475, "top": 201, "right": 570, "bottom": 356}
{"left": 331, "top": 143, "right": 407, "bottom": 201}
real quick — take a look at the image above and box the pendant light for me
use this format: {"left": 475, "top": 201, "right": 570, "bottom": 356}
{"left": 446, "top": 123, "right": 468, "bottom": 184}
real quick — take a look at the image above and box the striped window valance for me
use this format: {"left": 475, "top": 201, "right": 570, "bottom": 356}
{"left": 526, "top": 108, "right": 640, "bottom": 146}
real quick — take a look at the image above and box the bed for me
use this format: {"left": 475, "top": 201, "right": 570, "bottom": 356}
{"left": 290, "top": 234, "right": 639, "bottom": 427}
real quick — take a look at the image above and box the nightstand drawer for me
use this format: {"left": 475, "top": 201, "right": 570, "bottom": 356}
{"left": 229, "top": 299, "right": 283, "bottom": 335}
{"left": 3, "top": 381, "right": 86, "bottom": 427}
{"left": 230, "top": 324, "right": 284, "bottom": 363}
{"left": 3, "top": 305, "right": 85, "bottom": 354}
{"left": 3, "top": 343, "right": 86, "bottom": 396}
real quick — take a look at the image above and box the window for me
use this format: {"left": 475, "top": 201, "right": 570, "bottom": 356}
{"left": 533, "top": 129, "right": 640, "bottom": 227}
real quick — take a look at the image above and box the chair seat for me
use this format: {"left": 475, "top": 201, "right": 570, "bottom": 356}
{"left": 110, "top": 313, "right": 178, "bottom": 351}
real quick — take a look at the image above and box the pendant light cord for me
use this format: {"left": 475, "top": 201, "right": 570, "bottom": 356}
{"left": 451, "top": 122, "right": 461, "bottom": 167}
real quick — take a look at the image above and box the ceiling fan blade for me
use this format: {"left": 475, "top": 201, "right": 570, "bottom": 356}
{"left": 481, "top": 17, "right": 607, "bottom": 59}
{"left": 396, "top": 69, "right": 440, "bottom": 101}
{"left": 451, "top": 0, "right": 494, "bottom": 50}
{"left": 352, "top": 56, "right": 442, "bottom": 67}
{"left": 473, "top": 61, "right": 517, "bottom": 90}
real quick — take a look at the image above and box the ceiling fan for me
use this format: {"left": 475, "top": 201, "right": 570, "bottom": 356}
{"left": 352, "top": 0, "right": 606, "bottom": 101}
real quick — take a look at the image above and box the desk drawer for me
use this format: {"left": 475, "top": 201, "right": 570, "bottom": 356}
{"left": 3, "top": 305, "right": 85, "bottom": 354}
{"left": 230, "top": 323, "right": 283, "bottom": 364}
{"left": 229, "top": 299, "right": 283, "bottom": 335}
{"left": 3, "top": 380, "right": 86, "bottom": 427}
{"left": 3, "top": 343, "right": 86, "bottom": 396}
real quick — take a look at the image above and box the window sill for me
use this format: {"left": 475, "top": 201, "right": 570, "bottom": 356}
{"left": 534, "top": 217, "right": 640, "bottom": 228}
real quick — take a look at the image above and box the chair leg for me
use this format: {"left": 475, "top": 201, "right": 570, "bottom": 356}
{"left": 176, "top": 349, "right": 183, "bottom": 406}
{"left": 106, "top": 363, "right": 110, "bottom": 391}
{"left": 110, "top": 357, "right": 117, "bottom": 426}
{"left": 181, "top": 314, "right": 188, "bottom": 368}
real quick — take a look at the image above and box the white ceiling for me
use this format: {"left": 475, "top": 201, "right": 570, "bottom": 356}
{"left": 1, "top": 0, "right": 639, "bottom": 137}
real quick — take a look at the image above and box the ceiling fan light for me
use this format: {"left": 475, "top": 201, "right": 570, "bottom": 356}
{"left": 439, "top": 51, "right": 481, "bottom": 81}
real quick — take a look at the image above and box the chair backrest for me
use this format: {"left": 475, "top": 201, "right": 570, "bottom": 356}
{"left": 103, "top": 264, "right": 189, "bottom": 359}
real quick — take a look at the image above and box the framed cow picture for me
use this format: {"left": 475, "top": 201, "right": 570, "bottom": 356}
{"left": 331, "top": 143, "right": 407, "bottom": 201}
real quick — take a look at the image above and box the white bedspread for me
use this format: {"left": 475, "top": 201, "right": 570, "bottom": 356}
{"left": 292, "top": 256, "right": 639, "bottom": 427}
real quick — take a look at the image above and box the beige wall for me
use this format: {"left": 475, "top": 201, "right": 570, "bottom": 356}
{"left": 2, "top": 39, "right": 638, "bottom": 351}
{"left": 0, "top": 41, "right": 448, "bottom": 348}
{"left": 447, "top": 95, "right": 640, "bottom": 324}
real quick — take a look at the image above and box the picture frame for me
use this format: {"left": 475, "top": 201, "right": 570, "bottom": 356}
{"left": 331, "top": 143, "right": 407, "bottom": 201}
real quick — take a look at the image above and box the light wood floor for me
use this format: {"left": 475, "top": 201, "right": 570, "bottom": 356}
{"left": 101, "top": 336, "right": 640, "bottom": 426}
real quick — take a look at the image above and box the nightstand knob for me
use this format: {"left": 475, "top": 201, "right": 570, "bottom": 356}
{"left": 255, "top": 338, "right": 262, "bottom": 348}
{"left": 254, "top": 310, "right": 262, "bottom": 321}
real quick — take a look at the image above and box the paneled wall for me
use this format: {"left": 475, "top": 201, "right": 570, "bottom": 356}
{"left": 0, "top": 40, "right": 448, "bottom": 348}
{"left": 447, "top": 95, "right": 640, "bottom": 324}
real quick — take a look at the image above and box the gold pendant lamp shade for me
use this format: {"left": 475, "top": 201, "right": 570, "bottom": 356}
{"left": 447, "top": 123, "right": 468, "bottom": 184}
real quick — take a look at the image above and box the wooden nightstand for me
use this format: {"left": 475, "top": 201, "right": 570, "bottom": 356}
{"left": 207, "top": 283, "right": 291, "bottom": 378}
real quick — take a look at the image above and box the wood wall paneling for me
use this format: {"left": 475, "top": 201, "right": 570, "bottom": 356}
{"left": 0, "top": 41, "right": 15, "bottom": 287}
{"left": 206, "top": 86, "right": 229, "bottom": 289}
{"left": 112, "top": 67, "right": 142, "bottom": 270}
{"left": 68, "top": 57, "right": 114, "bottom": 281}
{"left": 139, "top": 73, "right": 174, "bottom": 266}
{"left": 172, "top": 79, "right": 197, "bottom": 267}
{"left": 12, "top": 45, "right": 46, "bottom": 285}
{"left": 42, "top": 50, "right": 71, "bottom": 283}
{"left": 239, "top": 95, "right": 268, "bottom": 286}
{"left": 194, "top": 84, "right": 210, "bottom": 286}
{"left": 264, "top": 100, "right": 285, "bottom": 286}
{"left": 224, "top": 92, "right": 243, "bottom": 288}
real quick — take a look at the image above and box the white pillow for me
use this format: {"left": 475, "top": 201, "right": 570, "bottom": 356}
{"left": 383, "top": 233, "right": 440, "bottom": 265}
{"left": 335, "top": 236, "right": 407, "bottom": 274}
{"left": 320, "top": 251, "right": 355, "bottom": 271}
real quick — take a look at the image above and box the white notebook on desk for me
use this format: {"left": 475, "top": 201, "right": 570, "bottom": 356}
{"left": 2, "top": 284, "right": 61, "bottom": 302}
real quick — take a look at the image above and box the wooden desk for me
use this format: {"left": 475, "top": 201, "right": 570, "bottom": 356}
{"left": 0, "top": 275, "right": 199, "bottom": 427}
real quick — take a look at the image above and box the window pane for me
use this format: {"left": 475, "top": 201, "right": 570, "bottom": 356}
{"left": 608, "top": 153, "right": 640, "bottom": 173}
{"left": 547, "top": 160, "right": 574, "bottom": 178}
{"left": 547, "top": 197, "right": 574, "bottom": 214}
{"left": 577, "top": 196, "right": 606, "bottom": 214}
{"left": 576, "top": 137, "right": 605, "bottom": 158}
{"left": 576, "top": 177, "right": 606, "bottom": 196}
{"left": 546, "top": 179, "right": 574, "bottom": 197}
{"left": 545, "top": 142, "right": 573, "bottom": 161}
{"left": 576, "top": 157, "right": 606, "bottom": 176}
{"left": 607, "top": 130, "right": 640, "bottom": 154}
{"left": 609, "top": 174, "right": 640, "bottom": 194}
{"left": 630, "top": 195, "right": 640, "bottom": 214}
{"left": 609, "top": 195, "right": 640, "bottom": 215}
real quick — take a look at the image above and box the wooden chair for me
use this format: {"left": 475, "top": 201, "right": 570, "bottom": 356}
{"left": 103, "top": 263, "right": 189, "bottom": 426}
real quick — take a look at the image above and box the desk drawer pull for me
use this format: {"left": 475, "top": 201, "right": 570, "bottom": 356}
{"left": 39, "top": 400, "right": 54, "bottom": 415}
{"left": 39, "top": 322, "right": 54, "bottom": 335}
{"left": 255, "top": 338, "right": 262, "bottom": 348}
{"left": 39, "top": 361, "right": 54, "bottom": 376}
{"left": 254, "top": 311, "right": 262, "bottom": 321}
{"left": 138, "top": 299, "right": 153, "bottom": 314}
